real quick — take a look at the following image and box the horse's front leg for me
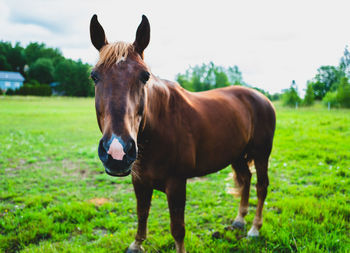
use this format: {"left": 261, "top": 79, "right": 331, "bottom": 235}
{"left": 166, "top": 178, "right": 187, "bottom": 253}
{"left": 127, "top": 177, "right": 153, "bottom": 253}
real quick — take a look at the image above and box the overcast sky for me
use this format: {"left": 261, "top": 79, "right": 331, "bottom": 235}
{"left": 1, "top": 0, "right": 350, "bottom": 94}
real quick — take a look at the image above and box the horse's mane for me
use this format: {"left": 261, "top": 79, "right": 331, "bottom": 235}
{"left": 97, "top": 42, "right": 133, "bottom": 68}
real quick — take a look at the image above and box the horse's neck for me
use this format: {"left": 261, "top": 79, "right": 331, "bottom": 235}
{"left": 143, "top": 76, "right": 181, "bottom": 131}
{"left": 140, "top": 76, "right": 195, "bottom": 141}
{"left": 145, "top": 77, "right": 171, "bottom": 119}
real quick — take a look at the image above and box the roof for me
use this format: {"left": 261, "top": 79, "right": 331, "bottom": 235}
{"left": 50, "top": 82, "right": 60, "bottom": 87}
{"left": 0, "top": 71, "right": 25, "bottom": 82}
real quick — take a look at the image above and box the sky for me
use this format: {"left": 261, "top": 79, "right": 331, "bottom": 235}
{"left": 1, "top": 0, "right": 350, "bottom": 94}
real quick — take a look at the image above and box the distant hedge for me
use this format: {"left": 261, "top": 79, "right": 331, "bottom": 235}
{"left": 5, "top": 84, "right": 52, "bottom": 96}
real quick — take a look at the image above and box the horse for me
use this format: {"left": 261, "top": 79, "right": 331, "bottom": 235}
{"left": 89, "top": 14, "right": 276, "bottom": 253}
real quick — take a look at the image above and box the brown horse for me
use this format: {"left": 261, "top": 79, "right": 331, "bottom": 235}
{"left": 90, "top": 14, "right": 275, "bottom": 253}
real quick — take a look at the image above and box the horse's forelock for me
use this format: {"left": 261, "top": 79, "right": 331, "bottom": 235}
{"left": 96, "top": 42, "right": 133, "bottom": 68}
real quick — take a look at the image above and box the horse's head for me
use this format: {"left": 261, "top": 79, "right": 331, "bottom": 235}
{"left": 90, "top": 15, "right": 151, "bottom": 177}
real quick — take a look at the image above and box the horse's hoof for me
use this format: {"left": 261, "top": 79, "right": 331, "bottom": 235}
{"left": 247, "top": 226, "right": 259, "bottom": 238}
{"left": 226, "top": 221, "right": 245, "bottom": 231}
{"left": 232, "top": 221, "right": 245, "bottom": 229}
{"left": 126, "top": 242, "right": 144, "bottom": 253}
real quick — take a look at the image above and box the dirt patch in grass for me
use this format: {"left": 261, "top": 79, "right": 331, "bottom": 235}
{"left": 61, "top": 159, "right": 96, "bottom": 177}
{"left": 89, "top": 198, "right": 110, "bottom": 206}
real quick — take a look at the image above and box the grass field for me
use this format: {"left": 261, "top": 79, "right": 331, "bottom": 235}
{"left": 0, "top": 96, "right": 349, "bottom": 253}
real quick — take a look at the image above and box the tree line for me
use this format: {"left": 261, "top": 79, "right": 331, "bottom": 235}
{"left": 176, "top": 48, "right": 350, "bottom": 108}
{"left": 176, "top": 62, "right": 280, "bottom": 101}
{"left": 1, "top": 40, "right": 349, "bottom": 108}
{"left": 282, "top": 46, "right": 350, "bottom": 108}
{"left": 0, "top": 41, "right": 94, "bottom": 97}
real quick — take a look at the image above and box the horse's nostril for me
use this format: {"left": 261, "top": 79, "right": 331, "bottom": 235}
{"left": 98, "top": 138, "right": 108, "bottom": 163}
{"left": 124, "top": 140, "right": 132, "bottom": 153}
{"left": 125, "top": 139, "right": 136, "bottom": 160}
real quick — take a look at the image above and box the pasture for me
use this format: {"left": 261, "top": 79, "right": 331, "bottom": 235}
{"left": 0, "top": 96, "right": 349, "bottom": 252}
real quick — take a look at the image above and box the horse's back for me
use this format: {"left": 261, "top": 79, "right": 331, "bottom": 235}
{"left": 176, "top": 85, "right": 275, "bottom": 175}
{"left": 213, "top": 85, "right": 276, "bottom": 158}
{"left": 189, "top": 85, "right": 275, "bottom": 139}
{"left": 211, "top": 85, "right": 276, "bottom": 160}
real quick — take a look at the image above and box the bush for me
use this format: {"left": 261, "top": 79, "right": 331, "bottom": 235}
{"left": 322, "top": 77, "right": 350, "bottom": 108}
{"left": 5, "top": 84, "right": 52, "bottom": 96}
{"left": 27, "top": 58, "right": 54, "bottom": 84}
{"left": 303, "top": 82, "right": 315, "bottom": 106}
{"left": 337, "top": 77, "right": 350, "bottom": 108}
{"left": 5, "top": 89, "right": 15, "bottom": 95}
{"left": 282, "top": 81, "right": 301, "bottom": 107}
{"left": 26, "top": 79, "right": 40, "bottom": 86}
{"left": 15, "top": 83, "right": 52, "bottom": 96}
{"left": 270, "top": 93, "right": 281, "bottom": 101}
{"left": 0, "top": 89, "right": 3, "bottom": 95}
{"left": 323, "top": 91, "right": 339, "bottom": 108}
{"left": 4, "top": 84, "right": 52, "bottom": 96}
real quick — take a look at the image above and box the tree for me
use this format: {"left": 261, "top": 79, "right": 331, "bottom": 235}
{"left": 311, "top": 65, "right": 343, "bottom": 99}
{"left": 24, "top": 42, "right": 63, "bottom": 66}
{"left": 337, "top": 77, "right": 350, "bottom": 108}
{"left": 214, "top": 70, "right": 229, "bottom": 88}
{"left": 176, "top": 73, "right": 193, "bottom": 91}
{"left": 0, "top": 55, "right": 11, "bottom": 70}
{"left": 0, "top": 41, "right": 14, "bottom": 71}
{"left": 192, "top": 74, "right": 202, "bottom": 92}
{"left": 339, "top": 46, "right": 350, "bottom": 78}
{"left": 226, "top": 65, "right": 243, "bottom": 85}
{"left": 308, "top": 45, "right": 350, "bottom": 107}
{"left": 251, "top": 87, "right": 275, "bottom": 100}
{"left": 282, "top": 80, "right": 301, "bottom": 107}
{"left": 303, "top": 82, "right": 315, "bottom": 106}
{"left": 202, "top": 62, "right": 215, "bottom": 90}
{"left": 176, "top": 62, "right": 244, "bottom": 92}
{"left": 322, "top": 91, "right": 339, "bottom": 108}
{"left": 311, "top": 81, "right": 326, "bottom": 100}
{"left": 0, "top": 40, "right": 94, "bottom": 97}
{"left": 0, "top": 41, "right": 26, "bottom": 74}
{"left": 8, "top": 42, "right": 26, "bottom": 74}
{"left": 27, "top": 58, "right": 54, "bottom": 84}
{"left": 54, "top": 59, "right": 94, "bottom": 97}
{"left": 270, "top": 93, "right": 281, "bottom": 101}
{"left": 213, "top": 65, "right": 230, "bottom": 88}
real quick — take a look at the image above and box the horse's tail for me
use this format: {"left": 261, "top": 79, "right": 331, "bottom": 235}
{"left": 230, "top": 156, "right": 254, "bottom": 197}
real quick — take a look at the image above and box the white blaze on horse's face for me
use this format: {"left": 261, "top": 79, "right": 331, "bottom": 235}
{"left": 107, "top": 138, "right": 125, "bottom": 160}
{"left": 90, "top": 14, "right": 151, "bottom": 177}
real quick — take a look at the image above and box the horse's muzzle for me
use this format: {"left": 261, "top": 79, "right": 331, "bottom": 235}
{"left": 98, "top": 134, "right": 136, "bottom": 177}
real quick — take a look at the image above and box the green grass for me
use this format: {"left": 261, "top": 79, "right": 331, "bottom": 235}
{"left": 0, "top": 96, "right": 349, "bottom": 252}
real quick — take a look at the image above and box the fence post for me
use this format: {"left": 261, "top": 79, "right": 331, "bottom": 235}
{"left": 328, "top": 102, "right": 331, "bottom": 111}
{"left": 295, "top": 102, "right": 298, "bottom": 109}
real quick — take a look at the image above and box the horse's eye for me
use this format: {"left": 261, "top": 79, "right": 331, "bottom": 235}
{"left": 140, "top": 71, "right": 150, "bottom": 84}
{"left": 91, "top": 72, "right": 99, "bottom": 84}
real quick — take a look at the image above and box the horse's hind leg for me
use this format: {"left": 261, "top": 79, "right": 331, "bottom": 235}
{"left": 231, "top": 158, "right": 252, "bottom": 229}
{"left": 247, "top": 156, "right": 269, "bottom": 237}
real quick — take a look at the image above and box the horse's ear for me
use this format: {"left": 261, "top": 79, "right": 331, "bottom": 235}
{"left": 133, "top": 15, "right": 150, "bottom": 59}
{"left": 90, "top": 14, "right": 108, "bottom": 51}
